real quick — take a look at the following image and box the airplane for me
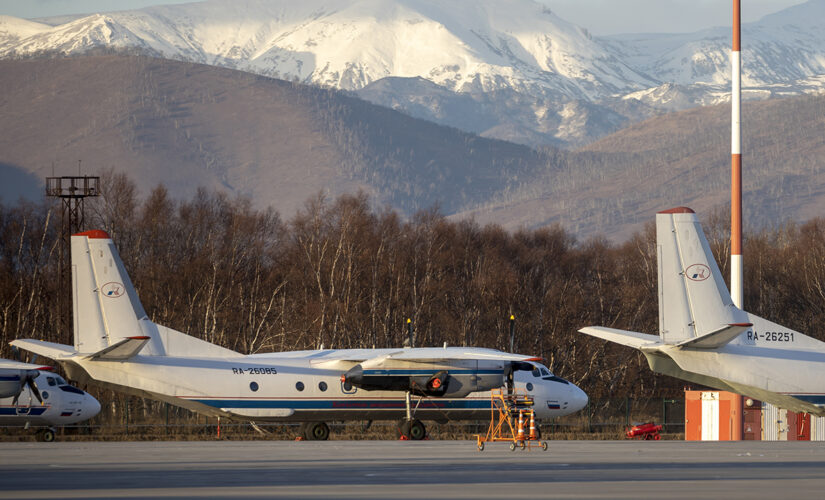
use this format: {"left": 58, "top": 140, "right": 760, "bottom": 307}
{"left": 580, "top": 207, "right": 825, "bottom": 416}
{"left": 11, "top": 229, "right": 588, "bottom": 440}
{"left": 0, "top": 358, "right": 101, "bottom": 441}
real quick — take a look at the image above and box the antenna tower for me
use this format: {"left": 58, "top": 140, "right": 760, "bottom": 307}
{"left": 45, "top": 174, "right": 100, "bottom": 342}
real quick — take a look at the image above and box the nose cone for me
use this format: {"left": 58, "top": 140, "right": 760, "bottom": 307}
{"left": 86, "top": 393, "right": 101, "bottom": 419}
{"left": 569, "top": 384, "right": 588, "bottom": 413}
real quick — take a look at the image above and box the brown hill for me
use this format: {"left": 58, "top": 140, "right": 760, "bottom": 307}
{"left": 458, "top": 93, "right": 825, "bottom": 239}
{"left": 2, "top": 54, "right": 823, "bottom": 240}
{"left": 0, "top": 55, "right": 550, "bottom": 217}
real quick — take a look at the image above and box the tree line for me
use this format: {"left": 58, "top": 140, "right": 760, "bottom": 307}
{"left": 1, "top": 172, "right": 823, "bottom": 400}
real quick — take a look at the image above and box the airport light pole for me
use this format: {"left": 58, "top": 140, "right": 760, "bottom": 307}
{"left": 731, "top": 0, "right": 743, "bottom": 308}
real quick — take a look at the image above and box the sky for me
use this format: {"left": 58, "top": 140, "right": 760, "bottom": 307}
{"left": 0, "top": 0, "right": 809, "bottom": 35}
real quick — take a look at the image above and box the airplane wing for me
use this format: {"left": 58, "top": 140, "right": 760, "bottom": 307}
{"left": 310, "top": 347, "right": 540, "bottom": 368}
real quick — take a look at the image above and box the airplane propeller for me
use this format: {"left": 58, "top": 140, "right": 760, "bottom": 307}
{"left": 12, "top": 370, "right": 44, "bottom": 406}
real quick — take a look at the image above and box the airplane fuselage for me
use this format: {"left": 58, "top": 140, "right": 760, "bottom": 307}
{"left": 0, "top": 372, "right": 100, "bottom": 428}
{"left": 59, "top": 350, "right": 586, "bottom": 423}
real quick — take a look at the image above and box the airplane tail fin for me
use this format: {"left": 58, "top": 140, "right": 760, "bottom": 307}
{"left": 71, "top": 230, "right": 239, "bottom": 358}
{"left": 656, "top": 208, "right": 750, "bottom": 347}
{"left": 71, "top": 230, "right": 149, "bottom": 353}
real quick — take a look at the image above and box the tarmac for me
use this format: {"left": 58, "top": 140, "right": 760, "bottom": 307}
{"left": 1, "top": 440, "right": 825, "bottom": 499}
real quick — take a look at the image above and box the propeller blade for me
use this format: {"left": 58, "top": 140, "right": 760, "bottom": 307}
{"left": 26, "top": 376, "right": 43, "bottom": 405}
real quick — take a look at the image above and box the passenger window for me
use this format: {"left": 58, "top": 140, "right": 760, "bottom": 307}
{"left": 46, "top": 377, "right": 56, "bottom": 386}
{"left": 531, "top": 368, "right": 541, "bottom": 378}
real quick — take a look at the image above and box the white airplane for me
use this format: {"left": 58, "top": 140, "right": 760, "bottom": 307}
{"left": 581, "top": 207, "right": 825, "bottom": 416}
{"left": 0, "top": 358, "right": 101, "bottom": 441}
{"left": 12, "top": 229, "right": 587, "bottom": 440}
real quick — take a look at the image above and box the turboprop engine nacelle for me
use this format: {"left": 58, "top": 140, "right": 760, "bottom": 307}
{"left": 342, "top": 364, "right": 497, "bottom": 398}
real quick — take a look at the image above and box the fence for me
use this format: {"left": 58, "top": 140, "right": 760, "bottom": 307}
{"left": 0, "top": 397, "right": 686, "bottom": 441}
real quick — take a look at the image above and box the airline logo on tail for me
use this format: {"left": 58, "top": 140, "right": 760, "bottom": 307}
{"left": 685, "top": 264, "right": 710, "bottom": 281}
{"left": 102, "top": 282, "right": 125, "bottom": 298}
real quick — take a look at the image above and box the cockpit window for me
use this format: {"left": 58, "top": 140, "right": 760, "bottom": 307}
{"left": 55, "top": 376, "right": 67, "bottom": 386}
{"left": 542, "top": 375, "right": 570, "bottom": 385}
{"left": 531, "top": 367, "right": 541, "bottom": 377}
{"left": 540, "top": 368, "right": 550, "bottom": 376}
{"left": 46, "top": 377, "right": 56, "bottom": 386}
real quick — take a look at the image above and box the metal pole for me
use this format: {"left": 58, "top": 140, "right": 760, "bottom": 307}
{"left": 509, "top": 315, "right": 515, "bottom": 352}
{"left": 662, "top": 398, "right": 667, "bottom": 433}
{"left": 407, "top": 318, "right": 414, "bottom": 348}
{"left": 731, "top": 0, "right": 744, "bottom": 308}
{"left": 625, "top": 397, "right": 630, "bottom": 428}
{"left": 587, "top": 399, "right": 592, "bottom": 434}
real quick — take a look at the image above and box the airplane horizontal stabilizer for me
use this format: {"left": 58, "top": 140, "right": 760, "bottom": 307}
{"left": 674, "top": 323, "right": 753, "bottom": 349}
{"left": 86, "top": 336, "right": 151, "bottom": 360}
{"left": 579, "top": 327, "right": 662, "bottom": 351}
{"left": 10, "top": 339, "right": 77, "bottom": 360}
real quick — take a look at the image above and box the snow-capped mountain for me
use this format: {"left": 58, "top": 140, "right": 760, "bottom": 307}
{"left": 1, "top": 0, "right": 824, "bottom": 147}
{"left": 0, "top": 0, "right": 654, "bottom": 97}
{"left": 605, "top": 1, "right": 825, "bottom": 89}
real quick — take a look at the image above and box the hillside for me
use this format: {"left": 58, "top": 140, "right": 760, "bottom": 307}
{"left": 2, "top": 55, "right": 823, "bottom": 241}
{"left": 457, "top": 93, "right": 825, "bottom": 239}
{"left": 0, "top": 55, "right": 552, "bottom": 217}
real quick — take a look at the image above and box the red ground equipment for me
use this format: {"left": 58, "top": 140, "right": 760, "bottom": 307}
{"left": 626, "top": 422, "right": 663, "bottom": 440}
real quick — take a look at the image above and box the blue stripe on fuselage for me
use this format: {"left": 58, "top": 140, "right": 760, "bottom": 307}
{"left": 189, "top": 398, "right": 493, "bottom": 410}
{"left": 0, "top": 406, "right": 49, "bottom": 416}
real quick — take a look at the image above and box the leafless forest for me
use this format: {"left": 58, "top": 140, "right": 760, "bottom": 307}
{"left": 2, "top": 172, "right": 824, "bottom": 400}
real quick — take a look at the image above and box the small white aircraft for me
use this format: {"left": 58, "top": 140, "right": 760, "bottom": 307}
{"left": 0, "top": 358, "right": 101, "bottom": 441}
{"left": 581, "top": 207, "right": 825, "bottom": 416}
{"left": 12, "top": 230, "right": 587, "bottom": 440}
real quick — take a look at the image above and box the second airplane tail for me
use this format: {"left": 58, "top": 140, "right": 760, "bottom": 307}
{"left": 655, "top": 207, "right": 751, "bottom": 347}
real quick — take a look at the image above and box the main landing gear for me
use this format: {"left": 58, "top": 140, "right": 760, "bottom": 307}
{"left": 398, "top": 391, "right": 427, "bottom": 440}
{"left": 300, "top": 421, "right": 330, "bottom": 441}
{"left": 35, "top": 428, "right": 56, "bottom": 442}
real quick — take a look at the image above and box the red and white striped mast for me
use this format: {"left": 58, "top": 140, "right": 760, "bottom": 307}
{"left": 731, "top": 0, "right": 743, "bottom": 308}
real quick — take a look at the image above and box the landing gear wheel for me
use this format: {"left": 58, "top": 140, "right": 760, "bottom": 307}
{"left": 408, "top": 419, "right": 426, "bottom": 440}
{"left": 398, "top": 419, "right": 426, "bottom": 440}
{"left": 36, "top": 429, "right": 55, "bottom": 442}
{"left": 541, "top": 441, "right": 548, "bottom": 451}
{"left": 509, "top": 442, "right": 516, "bottom": 451}
{"left": 477, "top": 442, "right": 485, "bottom": 451}
{"left": 518, "top": 440, "right": 526, "bottom": 450}
{"left": 304, "top": 422, "right": 330, "bottom": 441}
